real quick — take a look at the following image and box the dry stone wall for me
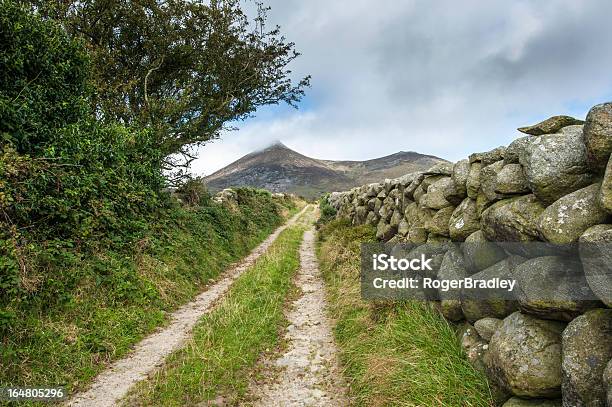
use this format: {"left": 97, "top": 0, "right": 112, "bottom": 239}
{"left": 326, "top": 103, "right": 612, "bottom": 407}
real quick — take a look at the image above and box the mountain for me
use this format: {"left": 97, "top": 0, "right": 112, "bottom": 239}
{"left": 203, "top": 142, "right": 446, "bottom": 198}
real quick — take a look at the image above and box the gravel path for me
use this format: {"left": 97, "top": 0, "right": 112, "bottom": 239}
{"left": 66, "top": 206, "right": 309, "bottom": 407}
{"left": 250, "top": 227, "right": 349, "bottom": 407}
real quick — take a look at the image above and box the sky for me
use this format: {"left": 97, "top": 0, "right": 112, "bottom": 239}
{"left": 191, "top": 0, "right": 612, "bottom": 177}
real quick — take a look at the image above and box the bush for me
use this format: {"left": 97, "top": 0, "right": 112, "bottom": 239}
{"left": 316, "top": 194, "right": 337, "bottom": 227}
{"left": 0, "top": 3, "right": 165, "bottom": 307}
{"left": 175, "top": 177, "right": 211, "bottom": 207}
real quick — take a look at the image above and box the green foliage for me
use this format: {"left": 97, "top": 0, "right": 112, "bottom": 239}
{"left": 124, "top": 225, "right": 305, "bottom": 405}
{"left": 0, "top": 192, "right": 293, "bottom": 391}
{"left": 31, "top": 0, "right": 310, "bottom": 166}
{"left": 0, "top": 2, "right": 166, "bottom": 308}
{"left": 0, "top": 0, "right": 89, "bottom": 154}
{"left": 175, "top": 177, "right": 211, "bottom": 207}
{"left": 316, "top": 194, "right": 338, "bottom": 227}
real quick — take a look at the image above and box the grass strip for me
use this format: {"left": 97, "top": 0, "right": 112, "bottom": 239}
{"left": 1, "top": 196, "right": 303, "bottom": 399}
{"left": 317, "top": 220, "right": 494, "bottom": 407}
{"left": 122, "top": 225, "right": 305, "bottom": 406}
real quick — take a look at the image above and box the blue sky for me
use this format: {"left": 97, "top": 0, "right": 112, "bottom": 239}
{"left": 191, "top": 0, "right": 612, "bottom": 176}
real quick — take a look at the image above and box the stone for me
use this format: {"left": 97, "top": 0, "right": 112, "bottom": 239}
{"left": 390, "top": 209, "right": 403, "bottom": 228}
{"left": 413, "top": 184, "right": 426, "bottom": 205}
{"left": 505, "top": 136, "right": 532, "bottom": 165}
{"left": 599, "top": 155, "right": 612, "bottom": 213}
{"left": 469, "top": 152, "right": 484, "bottom": 163}
{"left": 518, "top": 115, "right": 584, "bottom": 136}
{"left": 407, "top": 226, "right": 428, "bottom": 244}
{"left": 421, "top": 174, "right": 445, "bottom": 190}
{"left": 482, "top": 146, "right": 507, "bottom": 166}
{"left": 519, "top": 130, "right": 594, "bottom": 204}
{"left": 480, "top": 160, "right": 506, "bottom": 203}
{"left": 449, "top": 198, "right": 480, "bottom": 241}
{"left": 584, "top": 102, "right": 612, "bottom": 173}
{"left": 376, "top": 220, "right": 396, "bottom": 242}
{"left": 421, "top": 178, "right": 453, "bottom": 209}
{"left": 423, "top": 161, "right": 454, "bottom": 176}
{"left": 425, "top": 206, "right": 454, "bottom": 236}
{"left": 452, "top": 159, "right": 470, "bottom": 196}
{"left": 495, "top": 164, "right": 530, "bottom": 195}
{"left": 438, "top": 246, "right": 468, "bottom": 320}
{"left": 441, "top": 177, "right": 465, "bottom": 206}
{"left": 579, "top": 224, "right": 612, "bottom": 307}
{"left": 404, "top": 173, "right": 425, "bottom": 200}
{"left": 354, "top": 205, "right": 368, "bottom": 225}
{"left": 604, "top": 359, "right": 612, "bottom": 407}
{"left": 481, "top": 195, "right": 546, "bottom": 242}
{"left": 397, "top": 218, "right": 410, "bottom": 236}
{"left": 366, "top": 183, "right": 381, "bottom": 197}
{"left": 513, "top": 256, "right": 600, "bottom": 322}
{"left": 502, "top": 398, "right": 561, "bottom": 407}
{"left": 537, "top": 183, "right": 610, "bottom": 244}
{"left": 365, "top": 211, "right": 378, "bottom": 226}
{"left": 474, "top": 317, "right": 503, "bottom": 342}
{"left": 486, "top": 312, "right": 565, "bottom": 398}
{"left": 461, "top": 258, "right": 518, "bottom": 322}
{"left": 562, "top": 309, "right": 612, "bottom": 407}
{"left": 458, "top": 323, "right": 489, "bottom": 373}
{"left": 467, "top": 161, "right": 483, "bottom": 199}
{"left": 462, "top": 230, "right": 507, "bottom": 272}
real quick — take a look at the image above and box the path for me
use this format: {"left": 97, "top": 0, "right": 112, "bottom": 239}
{"left": 66, "top": 205, "right": 310, "bottom": 407}
{"left": 250, "top": 225, "right": 349, "bottom": 406}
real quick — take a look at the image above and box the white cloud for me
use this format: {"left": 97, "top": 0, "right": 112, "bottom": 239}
{"left": 191, "top": 0, "right": 612, "bottom": 176}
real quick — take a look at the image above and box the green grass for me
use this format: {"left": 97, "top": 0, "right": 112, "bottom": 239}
{"left": 0, "top": 192, "right": 302, "bottom": 399}
{"left": 317, "top": 219, "right": 494, "bottom": 407}
{"left": 121, "top": 224, "right": 306, "bottom": 406}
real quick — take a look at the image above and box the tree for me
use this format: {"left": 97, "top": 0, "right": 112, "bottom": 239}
{"left": 27, "top": 0, "right": 310, "bottom": 177}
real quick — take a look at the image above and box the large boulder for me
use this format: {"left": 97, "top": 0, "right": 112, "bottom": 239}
{"left": 495, "top": 164, "right": 530, "bottom": 195}
{"left": 537, "top": 183, "right": 610, "bottom": 244}
{"left": 599, "top": 155, "right": 612, "bottom": 213}
{"left": 486, "top": 312, "right": 565, "bottom": 398}
{"left": 584, "top": 102, "right": 612, "bottom": 173}
{"left": 513, "top": 256, "right": 600, "bottom": 322}
{"left": 604, "top": 359, "right": 612, "bottom": 407}
{"left": 519, "top": 130, "right": 594, "bottom": 204}
{"left": 462, "top": 230, "right": 507, "bottom": 272}
{"left": 481, "top": 195, "right": 546, "bottom": 242}
{"left": 502, "top": 398, "right": 561, "bottom": 407}
{"left": 474, "top": 317, "right": 503, "bottom": 342}
{"left": 579, "top": 224, "right": 612, "bottom": 307}
{"left": 482, "top": 146, "right": 507, "bottom": 166}
{"left": 452, "top": 159, "right": 470, "bottom": 196}
{"left": 562, "top": 309, "right": 612, "bottom": 407}
{"left": 458, "top": 323, "right": 489, "bottom": 373}
{"left": 376, "top": 220, "right": 396, "bottom": 242}
{"left": 421, "top": 177, "right": 453, "bottom": 209}
{"left": 441, "top": 177, "right": 465, "bottom": 205}
{"left": 389, "top": 209, "right": 403, "bottom": 228}
{"left": 480, "top": 160, "right": 506, "bottom": 204}
{"left": 425, "top": 206, "right": 454, "bottom": 236}
{"left": 354, "top": 205, "right": 368, "bottom": 225}
{"left": 518, "top": 115, "right": 584, "bottom": 136}
{"left": 438, "top": 246, "right": 468, "bottom": 321}
{"left": 461, "top": 258, "right": 518, "bottom": 322}
{"left": 467, "top": 161, "right": 483, "bottom": 199}
{"left": 449, "top": 198, "right": 480, "bottom": 241}
{"left": 505, "top": 136, "right": 532, "bottom": 165}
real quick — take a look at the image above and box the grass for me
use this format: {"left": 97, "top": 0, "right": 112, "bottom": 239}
{"left": 121, "top": 222, "right": 307, "bottom": 406}
{"left": 0, "top": 192, "right": 303, "bottom": 400}
{"left": 316, "top": 219, "right": 494, "bottom": 407}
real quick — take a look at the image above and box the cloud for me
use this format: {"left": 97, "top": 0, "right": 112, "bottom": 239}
{"left": 192, "top": 0, "right": 612, "bottom": 176}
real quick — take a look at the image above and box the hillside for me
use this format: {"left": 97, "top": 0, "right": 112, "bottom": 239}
{"left": 203, "top": 142, "right": 446, "bottom": 198}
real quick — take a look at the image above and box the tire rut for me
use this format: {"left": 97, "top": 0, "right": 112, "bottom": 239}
{"left": 66, "top": 205, "right": 310, "bottom": 407}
